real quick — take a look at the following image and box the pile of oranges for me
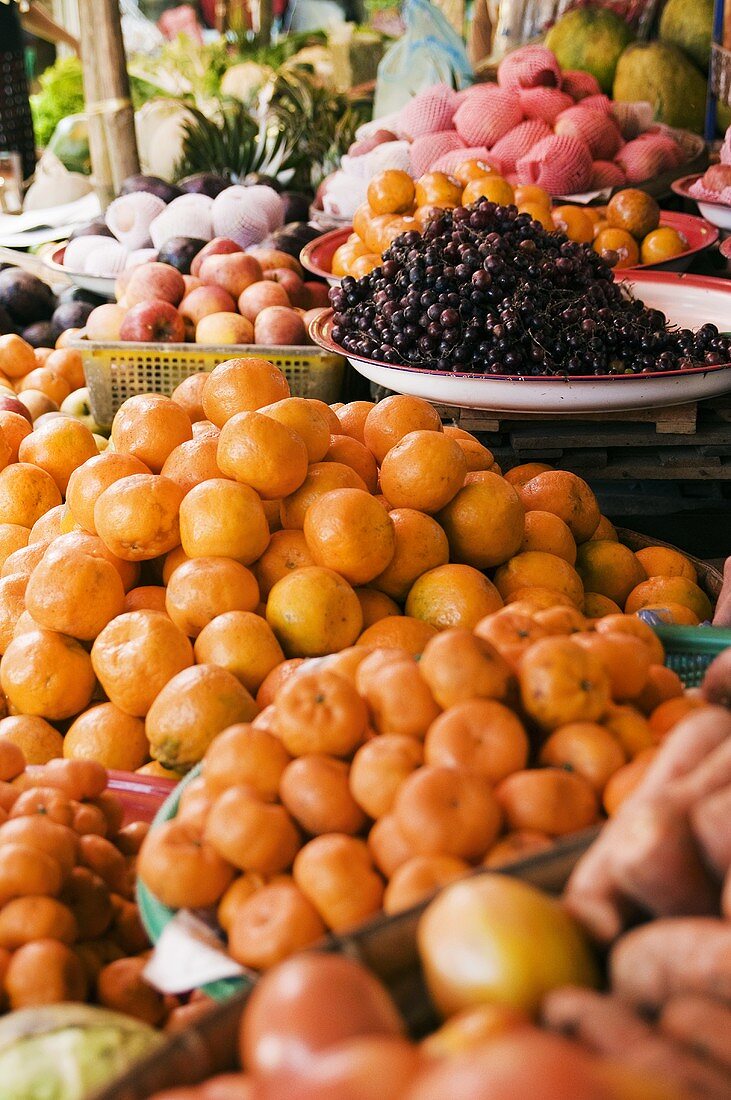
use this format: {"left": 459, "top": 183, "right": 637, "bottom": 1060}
{"left": 0, "top": 350, "right": 713, "bottom": 785}
{"left": 138, "top": 598, "right": 711, "bottom": 972}
{"left": 0, "top": 748, "right": 167, "bottom": 1020}
{"left": 330, "top": 168, "right": 689, "bottom": 278}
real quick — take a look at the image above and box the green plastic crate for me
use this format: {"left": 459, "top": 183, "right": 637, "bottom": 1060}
{"left": 650, "top": 623, "right": 731, "bottom": 688}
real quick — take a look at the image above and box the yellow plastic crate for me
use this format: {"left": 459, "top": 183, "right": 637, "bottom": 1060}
{"left": 73, "top": 341, "right": 346, "bottom": 430}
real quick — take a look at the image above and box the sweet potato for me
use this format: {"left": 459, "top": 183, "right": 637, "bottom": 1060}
{"left": 542, "top": 986, "right": 731, "bottom": 1099}
{"left": 610, "top": 918, "right": 731, "bottom": 1009}
{"left": 660, "top": 995, "right": 731, "bottom": 1071}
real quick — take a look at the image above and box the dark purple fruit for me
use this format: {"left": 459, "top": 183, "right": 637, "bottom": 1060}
{"left": 157, "top": 237, "right": 207, "bottom": 274}
{"left": 22, "top": 320, "right": 61, "bottom": 347}
{"left": 243, "top": 172, "right": 282, "bottom": 192}
{"left": 280, "top": 191, "right": 311, "bottom": 223}
{"left": 69, "top": 218, "right": 115, "bottom": 241}
{"left": 52, "top": 300, "right": 95, "bottom": 331}
{"left": 119, "top": 174, "right": 181, "bottom": 203}
{"left": 0, "top": 305, "right": 19, "bottom": 335}
{"left": 0, "top": 269, "right": 55, "bottom": 324}
{"left": 57, "top": 285, "right": 107, "bottom": 308}
{"left": 177, "top": 173, "right": 230, "bottom": 198}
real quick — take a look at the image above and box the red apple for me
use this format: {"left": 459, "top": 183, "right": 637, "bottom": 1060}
{"left": 303, "top": 307, "right": 326, "bottom": 342}
{"left": 254, "top": 305, "right": 307, "bottom": 346}
{"left": 199, "top": 253, "right": 263, "bottom": 299}
{"left": 180, "top": 285, "right": 237, "bottom": 327}
{"left": 238, "top": 280, "right": 291, "bottom": 322}
{"left": 196, "top": 312, "right": 254, "bottom": 345}
{"left": 247, "top": 248, "right": 303, "bottom": 277}
{"left": 115, "top": 268, "right": 132, "bottom": 302}
{"left": 304, "top": 281, "right": 331, "bottom": 309}
{"left": 17, "top": 390, "right": 58, "bottom": 421}
{"left": 265, "top": 268, "right": 307, "bottom": 307}
{"left": 119, "top": 300, "right": 186, "bottom": 343}
{"left": 190, "top": 237, "right": 242, "bottom": 278}
{"left": 0, "top": 394, "right": 33, "bottom": 424}
{"left": 183, "top": 274, "right": 203, "bottom": 295}
{"left": 125, "top": 262, "right": 186, "bottom": 307}
{"left": 86, "top": 303, "right": 127, "bottom": 341}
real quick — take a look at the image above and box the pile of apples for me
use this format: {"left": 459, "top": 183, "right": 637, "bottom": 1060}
{"left": 85, "top": 240, "right": 330, "bottom": 348}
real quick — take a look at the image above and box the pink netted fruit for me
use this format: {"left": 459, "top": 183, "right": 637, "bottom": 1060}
{"left": 398, "top": 84, "right": 458, "bottom": 139}
{"left": 429, "top": 146, "right": 498, "bottom": 175}
{"left": 578, "top": 94, "right": 613, "bottom": 115}
{"left": 554, "top": 106, "right": 623, "bottom": 160}
{"left": 409, "top": 131, "right": 466, "bottom": 177}
{"left": 611, "top": 101, "right": 654, "bottom": 139}
{"left": 489, "top": 119, "right": 552, "bottom": 174}
{"left": 614, "top": 136, "right": 677, "bottom": 184}
{"left": 518, "top": 87, "right": 574, "bottom": 124}
{"left": 453, "top": 85, "right": 524, "bottom": 148}
{"left": 702, "top": 164, "right": 731, "bottom": 192}
{"left": 497, "top": 45, "right": 561, "bottom": 90}
{"left": 560, "top": 70, "right": 602, "bottom": 101}
{"left": 635, "top": 130, "right": 684, "bottom": 168}
{"left": 590, "top": 161, "right": 626, "bottom": 189}
{"left": 516, "top": 134, "right": 593, "bottom": 195}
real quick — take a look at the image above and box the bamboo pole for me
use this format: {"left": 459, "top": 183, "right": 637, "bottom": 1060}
{"left": 78, "top": 0, "right": 140, "bottom": 209}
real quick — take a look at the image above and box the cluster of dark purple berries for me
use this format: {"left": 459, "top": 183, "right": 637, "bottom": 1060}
{"left": 328, "top": 199, "right": 731, "bottom": 377}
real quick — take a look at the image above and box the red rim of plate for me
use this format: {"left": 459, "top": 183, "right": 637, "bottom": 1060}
{"left": 671, "top": 173, "right": 731, "bottom": 211}
{"left": 301, "top": 213, "right": 719, "bottom": 281}
{"left": 309, "top": 271, "right": 731, "bottom": 384}
{"left": 720, "top": 237, "right": 731, "bottom": 260}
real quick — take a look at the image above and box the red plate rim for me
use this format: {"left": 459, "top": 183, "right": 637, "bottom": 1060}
{"left": 671, "top": 173, "right": 731, "bottom": 210}
{"left": 300, "top": 213, "right": 719, "bottom": 281}
{"left": 310, "top": 270, "right": 731, "bottom": 384}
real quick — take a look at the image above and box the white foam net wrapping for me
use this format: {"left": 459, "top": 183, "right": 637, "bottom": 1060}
{"left": 105, "top": 192, "right": 166, "bottom": 251}
{"left": 340, "top": 141, "right": 413, "bottom": 180}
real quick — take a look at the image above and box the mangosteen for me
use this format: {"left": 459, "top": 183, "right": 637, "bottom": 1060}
{"left": 243, "top": 172, "right": 282, "bottom": 193}
{"left": 0, "top": 268, "right": 55, "bottom": 324}
{"left": 157, "top": 237, "right": 208, "bottom": 274}
{"left": 177, "top": 173, "right": 231, "bottom": 198}
{"left": 119, "top": 174, "right": 181, "bottom": 204}
{"left": 22, "top": 320, "right": 61, "bottom": 347}
{"left": 280, "top": 191, "right": 311, "bottom": 223}
{"left": 0, "top": 305, "right": 19, "bottom": 335}
{"left": 69, "top": 218, "right": 115, "bottom": 241}
{"left": 57, "top": 285, "right": 107, "bottom": 308}
{"left": 52, "top": 299, "right": 95, "bottom": 331}
{"left": 267, "top": 222, "right": 321, "bottom": 259}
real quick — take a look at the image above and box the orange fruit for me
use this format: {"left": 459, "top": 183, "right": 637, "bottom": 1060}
{"left": 0, "top": 896, "right": 78, "bottom": 950}
{"left": 266, "top": 566, "right": 363, "bottom": 657}
{"left": 368, "top": 813, "right": 416, "bottom": 877}
{"left": 0, "top": 411, "right": 32, "bottom": 464}
{"left": 111, "top": 394, "right": 192, "bottom": 473}
{"left": 226, "top": 878, "right": 326, "bottom": 970}
{"left": 47, "top": 529, "right": 140, "bottom": 593}
{"left": 518, "top": 202, "right": 554, "bottom": 230}
{"left": 355, "top": 648, "right": 440, "bottom": 740}
{"left": 602, "top": 703, "right": 654, "bottom": 756}
{"left": 575, "top": 541, "right": 646, "bottom": 608}
{"left": 379, "top": 430, "right": 467, "bottom": 513}
{"left": 165, "top": 556, "right": 259, "bottom": 638}
{"left": 171, "top": 372, "right": 209, "bottom": 422}
{"left": 367, "top": 169, "right": 415, "bottom": 215}
{"left": 324, "top": 435, "right": 378, "bottom": 493}
{"left": 280, "top": 462, "right": 367, "bottom": 530}
{"left": 217, "top": 872, "right": 268, "bottom": 933}
{"left": 202, "top": 358, "right": 290, "bottom": 427}
{"left": 18, "top": 418, "right": 97, "bottom": 496}
{"left": 462, "top": 176, "right": 514, "bottom": 206}
{"left": 25, "top": 545, "right": 125, "bottom": 641}
{"left": 274, "top": 667, "right": 368, "bottom": 757}
{"left": 65, "top": 452, "right": 150, "bottom": 535}
{"left": 28, "top": 505, "right": 65, "bottom": 544}
{"left": 1, "top": 628, "right": 95, "bottom": 720}
{"left": 447, "top": 435, "right": 494, "bottom": 473}
{"left": 194, "top": 611, "right": 284, "bottom": 695}
{"left": 0, "top": 573, "right": 28, "bottom": 654}
{"left": 371, "top": 508, "right": 449, "bottom": 602}
{"left": 356, "top": 615, "right": 437, "bottom": 656}
{"left": 202, "top": 723, "right": 291, "bottom": 801}
{"left": 43, "top": 348, "right": 84, "bottom": 390}
{"left": 539, "top": 722, "right": 626, "bottom": 792}
{"left": 137, "top": 818, "right": 235, "bottom": 910}
{"left": 552, "top": 205, "right": 594, "bottom": 244}
{"left": 255, "top": 657, "right": 305, "bottom": 709}
{"left": 425, "top": 698, "right": 529, "bottom": 785}
{"left": 123, "top": 585, "right": 167, "bottom": 613}
{"left": 94, "top": 474, "right": 184, "bottom": 561}
{"left": 64, "top": 703, "right": 149, "bottom": 771}
{"left": 336, "top": 400, "right": 375, "bottom": 444}
{"left": 624, "top": 576, "right": 711, "bottom": 622}
{"left": 634, "top": 546, "right": 697, "bottom": 584}
{"left": 506, "top": 587, "right": 576, "bottom": 612}
{"left": 280, "top": 754, "right": 366, "bottom": 836}
{"left": 473, "top": 609, "right": 549, "bottom": 669}
{"left": 179, "top": 478, "right": 269, "bottom": 564}
{"left": 520, "top": 511, "right": 576, "bottom": 564}
{"left": 518, "top": 471, "right": 600, "bottom": 542}
{"left": 495, "top": 768, "right": 598, "bottom": 836}
{"left": 17, "top": 367, "right": 70, "bottom": 405}
{"left": 0, "top": 334, "right": 36, "bottom": 379}
{"left": 483, "top": 831, "right": 554, "bottom": 869}
{"left": 349, "top": 733, "right": 423, "bottom": 819}
{"left": 303, "top": 488, "right": 395, "bottom": 586}
{"left": 4, "top": 940, "right": 87, "bottom": 1009}
{"left": 603, "top": 748, "right": 657, "bottom": 815}
{"left": 363, "top": 395, "right": 442, "bottom": 464}
{"left": 384, "top": 854, "right": 470, "bottom": 915}
{"left": 648, "top": 695, "right": 707, "bottom": 741}
{"left": 415, "top": 172, "right": 463, "bottom": 209}
{"left": 362, "top": 214, "right": 397, "bottom": 254}
{"left": 633, "top": 664, "right": 684, "bottom": 715}
{"left": 588, "top": 515, "right": 618, "bottom": 541}
{"left": 205, "top": 783, "right": 300, "bottom": 875}
{"left": 159, "top": 436, "right": 223, "bottom": 494}
{"left": 91, "top": 609, "right": 194, "bottom": 717}
{"left": 533, "top": 604, "right": 587, "bottom": 636}
{"left": 640, "top": 227, "right": 686, "bottom": 266}
{"left": 419, "top": 628, "right": 513, "bottom": 709}
{"left": 606, "top": 189, "right": 660, "bottom": 239}
{"left": 519, "top": 636, "right": 611, "bottom": 731}
{"left": 394, "top": 765, "right": 501, "bottom": 860}
{"left": 146, "top": 664, "right": 257, "bottom": 771}
{"left": 503, "top": 462, "right": 553, "bottom": 490}
{"left": 438, "top": 475, "right": 524, "bottom": 569}
{"left": 355, "top": 587, "right": 400, "bottom": 628}
{"left": 251, "top": 528, "right": 314, "bottom": 598}
{"left": 217, "top": 411, "right": 308, "bottom": 500}
{"left": 593, "top": 227, "right": 640, "bottom": 269}
{"left": 454, "top": 158, "right": 498, "bottom": 186}
{"left": 594, "top": 613, "right": 665, "bottom": 666}
{"left": 494, "top": 551, "right": 584, "bottom": 607}
{"left": 583, "top": 593, "right": 622, "bottom": 617}
{"left": 638, "top": 602, "right": 700, "bottom": 626}
{"left": 293, "top": 834, "right": 384, "bottom": 932}
{"left": 260, "top": 397, "right": 331, "bottom": 463}
{"left": 406, "top": 564, "right": 503, "bottom": 631}
{"left": 0, "top": 714, "right": 63, "bottom": 764}
{"left": 0, "top": 463, "right": 62, "bottom": 528}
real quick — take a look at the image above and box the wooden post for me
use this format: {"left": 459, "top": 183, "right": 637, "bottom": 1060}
{"left": 78, "top": 0, "right": 140, "bottom": 209}
{"left": 257, "top": 0, "right": 272, "bottom": 47}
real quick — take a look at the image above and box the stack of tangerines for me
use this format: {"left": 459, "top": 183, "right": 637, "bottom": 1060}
{"left": 137, "top": 597, "right": 713, "bottom": 972}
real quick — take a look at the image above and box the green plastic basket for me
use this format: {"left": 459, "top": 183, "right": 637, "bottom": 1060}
{"left": 649, "top": 623, "right": 731, "bottom": 689}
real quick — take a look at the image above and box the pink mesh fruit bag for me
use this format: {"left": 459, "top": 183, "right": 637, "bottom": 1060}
{"left": 615, "top": 135, "right": 678, "bottom": 183}
{"left": 453, "top": 86, "right": 524, "bottom": 148}
{"left": 518, "top": 87, "right": 573, "bottom": 124}
{"left": 554, "top": 106, "right": 623, "bottom": 160}
{"left": 397, "top": 84, "right": 458, "bottom": 139}
{"left": 489, "top": 119, "right": 552, "bottom": 174}
{"left": 409, "top": 131, "right": 466, "bottom": 177}
{"left": 590, "top": 161, "right": 627, "bottom": 189}
{"left": 429, "top": 146, "right": 496, "bottom": 175}
{"left": 497, "top": 45, "right": 561, "bottom": 91}
{"left": 516, "top": 134, "right": 593, "bottom": 194}
{"left": 560, "top": 71, "right": 602, "bottom": 101}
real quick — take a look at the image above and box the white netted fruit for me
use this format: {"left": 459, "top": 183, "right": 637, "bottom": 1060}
{"left": 83, "top": 241, "right": 129, "bottom": 277}
{"left": 213, "top": 184, "right": 284, "bottom": 236}
{"left": 105, "top": 192, "right": 166, "bottom": 251}
{"left": 125, "top": 248, "right": 159, "bottom": 269}
{"left": 63, "top": 235, "right": 112, "bottom": 272}
{"left": 341, "top": 140, "right": 413, "bottom": 180}
{"left": 150, "top": 194, "right": 214, "bottom": 249}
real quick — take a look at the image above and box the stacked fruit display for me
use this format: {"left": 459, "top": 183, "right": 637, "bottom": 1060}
{"left": 319, "top": 45, "right": 691, "bottom": 221}
{"left": 0, "top": 267, "right": 102, "bottom": 350}
{"left": 82, "top": 250, "right": 330, "bottom": 348}
{"left": 328, "top": 191, "right": 731, "bottom": 376}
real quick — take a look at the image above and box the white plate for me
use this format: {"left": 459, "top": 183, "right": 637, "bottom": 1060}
{"left": 671, "top": 174, "right": 731, "bottom": 232}
{"left": 43, "top": 246, "right": 116, "bottom": 299}
{"left": 310, "top": 272, "right": 731, "bottom": 414}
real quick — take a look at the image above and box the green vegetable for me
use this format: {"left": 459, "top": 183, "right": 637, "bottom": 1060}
{"left": 31, "top": 57, "right": 85, "bottom": 148}
{"left": 0, "top": 1004, "right": 163, "bottom": 1100}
